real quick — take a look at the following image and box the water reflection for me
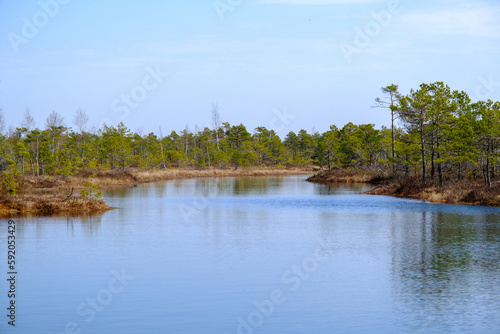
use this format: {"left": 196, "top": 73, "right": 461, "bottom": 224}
{"left": 64, "top": 215, "right": 104, "bottom": 237}
{"left": 313, "top": 182, "right": 373, "bottom": 195}
{"left": 0, "top": 210, "right": 107, "bottom": 219}
{"left": 391, "top": 210, "right": 500, "bottom": 332}
{"left": 103, "top": 176, "right": 318, "bottom": 201}
{"left": 3, "top": 176, "right": 500, "bottom": 334}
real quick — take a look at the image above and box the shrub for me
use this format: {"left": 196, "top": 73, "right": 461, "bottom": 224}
{"left": 1, "top": 161, "right": 20, "bottom": 194}
{"left": 80, "top": 182, "right": 102, "bottom": 200}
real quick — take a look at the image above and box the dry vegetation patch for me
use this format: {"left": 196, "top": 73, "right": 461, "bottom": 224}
{"left": 0, "top": 193, "right": 112, "bottom": 215}
{"left": 366, "top": 176, "right": 500, "bottom": 207}
{"left": 306, "top": 168, "right": 392, "bottom": 184}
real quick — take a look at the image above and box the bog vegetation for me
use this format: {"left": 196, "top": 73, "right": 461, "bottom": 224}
{"left": 0, "top": 81, "right": 499, "bottom": 195}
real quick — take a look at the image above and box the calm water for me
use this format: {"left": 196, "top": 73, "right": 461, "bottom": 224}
{"left": 2, "top": 176, "right": 500, "bottom": 333}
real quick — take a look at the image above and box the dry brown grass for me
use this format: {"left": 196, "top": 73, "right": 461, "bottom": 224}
{"left": 306, "top": 167, "right": 392, "bottom": 184}
{"left": 18, "top": 170, "right": 139, "bottom": 190}
{"left": 367, "top": 176, "right": 500, "bottom": 207}
{"left": 0, "top": 193, "right": 112, "bottom": 215}
{"left": 132, "top": 167, "right": 313, "bottom": 183}
{"left": 17, "top": 167, "right": 313, "bottom": 190}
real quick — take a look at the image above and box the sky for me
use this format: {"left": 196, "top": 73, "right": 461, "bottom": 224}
{"left": 0, "top": 0, "right": 499, "bottom": 137}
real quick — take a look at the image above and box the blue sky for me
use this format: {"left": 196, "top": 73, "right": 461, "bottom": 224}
{"left": 0, "top": 0, "right": 499, "bottom": 136}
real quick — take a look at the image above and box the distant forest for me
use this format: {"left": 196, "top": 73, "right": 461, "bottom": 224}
{"left": 0, "top": 81, "right": 499, "bottom": 192}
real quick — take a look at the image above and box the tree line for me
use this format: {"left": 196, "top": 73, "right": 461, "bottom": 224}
{"left": 377, "top": 82, "right": 500, "bottom": 188}
{"left": 0, "top": 81, "right": 499, "bottom": 192}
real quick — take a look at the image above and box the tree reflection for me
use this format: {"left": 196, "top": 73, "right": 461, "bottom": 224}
{"left": 391, "top": 210, "right": 500, "bottom": 330}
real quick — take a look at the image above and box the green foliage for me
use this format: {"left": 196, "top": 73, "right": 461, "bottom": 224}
{"left": 80, "top": 182, "right": 102, "bottom": 200}
{"left": 1, "top": 161, "right": 19, "bottom": 194}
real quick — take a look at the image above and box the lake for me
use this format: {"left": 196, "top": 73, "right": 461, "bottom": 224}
{"left": 2, "top": 175, "right": 500, "bottom": 333}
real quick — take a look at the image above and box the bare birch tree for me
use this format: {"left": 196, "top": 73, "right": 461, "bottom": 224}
{"left": 21, "top": 106, "right": 35, "bottom": 131}
{"left": 211, "top": 103, "right": 222, "bottom": 151}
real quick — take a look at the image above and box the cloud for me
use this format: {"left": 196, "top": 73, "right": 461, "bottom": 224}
{"left": 259, "top": 0, "right": 378, "bottom": 4}
{"left": 402, "top": 4, "right": 500, "bottom": 38}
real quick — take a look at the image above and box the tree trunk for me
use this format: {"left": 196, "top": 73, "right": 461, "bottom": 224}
{"left": 420, "top": 122, "right": 426, "bottom": 185}
{"left": 82, "top": 135, "right": 86, "bottom": 162}
{"left": 437, "top": 134, "right": 443, "bottom": 187}
{"left": 437, "top": 159, "right": 443, "bottom": 187}
{"left": 216, "top": 131, "right": 220, "bottom": 151}
{"left": 36, "top": 137, "right": 39, "bottom": 177}
{"left": 486, "top": 142, "right": 491, "bottom": 187}
{"left": 430, "top": 132, "right": 435, "bottom": 180}
{"left": 391, "top": 111, "right": 395, "bottom": 172}
{"left": 159, "top": 141, "right": 164, "bottom": 168}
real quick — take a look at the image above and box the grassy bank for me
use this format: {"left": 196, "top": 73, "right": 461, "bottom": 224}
{"left": 0, "top": 194, "right": 113, "bottom": 215}
{"left": 18, "top": 166, "right": 313, "bottom": 190}
{"left": 306, "top": 168, "right": 391, "bottom": 184}
{"left": 307, "top": 169, "right": 500, "bottom": 207}
{"left": 0, "top": 166, "right": 313, "bottom": 215}
{"left": 366, "top": 176, "right": 500, "bottom": 207}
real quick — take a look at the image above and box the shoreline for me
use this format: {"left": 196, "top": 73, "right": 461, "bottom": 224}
{"left": 0, "top": 167, "right": 313, "bottom": 215}
{"left": 5, "top": 166, "right": 498, "bottom": 215}
{"left": 305, "top": 168, "right": 390, "bottom": 185}
{"left": 307, "top": 169, "right": 500, "bottom": 207}
{"left": 365, "top": 181, "right": 500, "bottom": 207}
